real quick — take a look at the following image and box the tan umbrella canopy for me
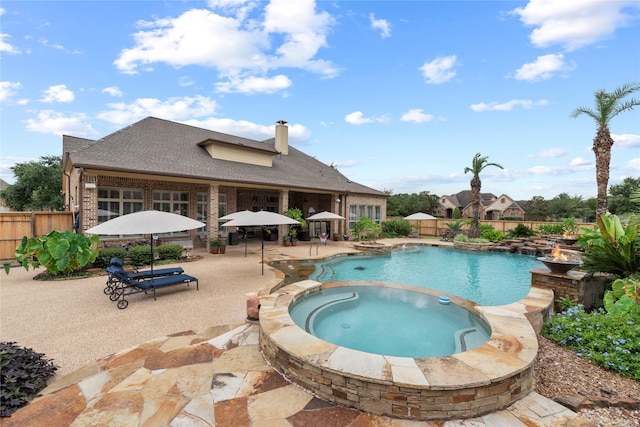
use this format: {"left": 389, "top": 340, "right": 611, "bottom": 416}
{"left": 404, "top": 212, "right": 436, "bottom": 220}
{"left": 306, "top": 211, "right": 345, "bottom": 221}
{"left": 85, "top": 210, "right": 205, "bottom": 275}
{"left": 222, "top": 211, "right": 299, "bottom": 275}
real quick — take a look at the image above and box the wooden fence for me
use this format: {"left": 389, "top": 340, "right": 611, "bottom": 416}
{"left": 0, "top": 212, "right": 73, "bottom": 261}
{"left": 401, "top": 218, "right": 577, "bottom": 239}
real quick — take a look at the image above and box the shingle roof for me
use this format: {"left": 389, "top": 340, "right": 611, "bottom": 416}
{"left": 65, "top": 117, "right": 384, "bottom": 196}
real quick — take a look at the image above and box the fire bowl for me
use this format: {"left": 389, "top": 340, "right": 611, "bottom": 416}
{"left": 537, "top": 257, "right": 581, "bottom": 274}
{"left": 557, "top": 237, "right": 578, "bottom": 246}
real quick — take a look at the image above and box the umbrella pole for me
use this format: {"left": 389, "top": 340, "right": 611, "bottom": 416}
{"left": 150, "top": 235, "right": 155, "bottom": 277}
{"left": 261, "top": 234, "right": 264, "bottom": 275}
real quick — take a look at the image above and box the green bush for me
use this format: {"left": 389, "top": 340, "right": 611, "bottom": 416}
{"left": 353, "top": 217, "right": 381, "bottom": 242}
{"left": 537, "top": 223, "right": 565, "bottom": 235}
{"left": 382, "top": 218, "right": 412, "bottom": 236}
{"left": 506, "top": 223, "right": 536, "bottom": 238}
{"left": 479, "top": 224, "right": 504, "bottom": 242}
{"left": 93, "top": 247, "right": 127, "bottom": 268}
{"left": 156, "top": 244, "right": 183, "bottom": 260}
{"left": 0, "top": 342, "right": 58, "bottom": 417}
{"left": 542, "top": 305, "right": 640, "bottom": 380}
{"left": 128, "top": 245, "right": 153, "bottom": 266}
{"left": 7, "top": 230, "right": 99, "bottom": 276}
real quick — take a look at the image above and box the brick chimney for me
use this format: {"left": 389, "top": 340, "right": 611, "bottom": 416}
{"left": 275, "top": 120, "right": 288, "bottom": 155}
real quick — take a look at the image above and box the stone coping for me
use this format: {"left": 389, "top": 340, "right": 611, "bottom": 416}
{"left": 259, "top": 280, "right": 554, "bottom": 420}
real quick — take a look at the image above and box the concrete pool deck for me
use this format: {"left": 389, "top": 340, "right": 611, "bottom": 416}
{"left": 1, "top": 238, "right": 594, "bottom": 426}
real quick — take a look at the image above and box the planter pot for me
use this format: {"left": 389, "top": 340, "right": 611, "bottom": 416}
{"left": 332, "top": 234, "right": 340, "bottom": 241}
{"left": 219, "top": 246, "right": 226, "bottom": 254}
{"left": 210, "top": 247, "right": 220, "bottom": 254}
{"left": 283, "top": 236, "right": 291, "bottom": 247}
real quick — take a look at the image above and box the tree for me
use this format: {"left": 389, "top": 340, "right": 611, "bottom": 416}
{"left": 385, "top": 191, "right": 436, "bottom": 217}
{"left": 463, "top": 153, "right": 503, "bottom": 238}
{"left": 571, "top": 82, "right": 640, "bottom": 216}
{"left": 609, "top": 177, "right": 640, "bottom": 215}
{"left": 522, "top": 196, "right": 549, "bottom": 221}
{"left": 0, "top": 156, "right": 64, "bottom": 211}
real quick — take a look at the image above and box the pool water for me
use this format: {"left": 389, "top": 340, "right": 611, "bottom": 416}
{"left": 308, "top": 245, "right": 539, "bottom": 306}
{"left": 289, "top": 285, "right": 491, "bottom": 357}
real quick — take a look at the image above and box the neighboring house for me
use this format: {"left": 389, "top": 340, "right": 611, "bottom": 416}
{"left": 62, "top": 117, "right": 387, "bottom": 245}
{"left": 0, "top": 179, "right": 9, "bottom": 212}
{"left": 433, "top": 190, "right": 524, "bottom": 219}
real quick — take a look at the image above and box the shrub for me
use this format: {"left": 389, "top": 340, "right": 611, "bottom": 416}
{"left": 506, "top": 223, "right": 536, "bottom": 238}
{"left": 542, "top": 305, "right": 640, "bottom": 380}
{"left": 479, "top": 224, "right": 504, "bottom": 242}
{"left": 156, "top": 244, "right": 183, "bottom": 260}
{"left": 382, "top": 219, "right": 412, "bottom": 236}
{"left": 94, "top": 247, "right": 127, "bottom": 268}
{"left": 7, "top": 230, "right": 100, "bottom": 276}
{"left": 537, "top": 223, "right": 565, "bottom": 235}
{"left": 128, "top": 245, "right": 153, "bottom": 266}
{"left": 0, "top": 342, "right": 58, "bottom": 417}
{"left": 353, "top": 217, "right": 381, "bottom": 242}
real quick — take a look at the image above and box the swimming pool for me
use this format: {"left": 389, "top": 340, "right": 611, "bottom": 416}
{"left": 307, "top": 245, "right": 539, "bottom": 306}
{"left": 289, "top": 285, "right": 491, "bottom": 357}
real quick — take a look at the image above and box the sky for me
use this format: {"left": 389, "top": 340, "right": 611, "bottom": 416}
{"left": 1, "top": 0, "right": 639, "bottom": 202}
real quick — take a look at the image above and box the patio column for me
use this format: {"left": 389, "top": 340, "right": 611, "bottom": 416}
{"left": 208, "top": 184, "right": 219, "bottom": 241}
{"left": 278, "top": 190, "right": 289, "bottom": 240}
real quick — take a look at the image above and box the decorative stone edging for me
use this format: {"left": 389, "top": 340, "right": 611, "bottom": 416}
{"left": 555, "top": 393, "right": 640, "bottom": 411}
{"left": 259, "top": 280, "right": 554, "bottom": 421}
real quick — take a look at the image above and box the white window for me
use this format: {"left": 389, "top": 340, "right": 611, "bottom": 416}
{"left": 97, "top": 187, "right": 143, "bottom": 223}
{"left": 197, "top": 193, "right": 208, "bottom": 234}
{"left": 153, "top": 191, "right": 190, "bottom": 235}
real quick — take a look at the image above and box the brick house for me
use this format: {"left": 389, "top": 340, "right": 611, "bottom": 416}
{"left": 62, "top": 117, "right": 387, "bottom": 246}
{"left": 433, "top": 190, "right": 524, "bottom": 220}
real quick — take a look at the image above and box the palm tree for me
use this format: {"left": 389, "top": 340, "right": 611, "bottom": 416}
{"left": 571, "top": 82, "right": 640, "bottom": 217}
{"left": 464, "top": 153, "right": 503, "bottom": 239}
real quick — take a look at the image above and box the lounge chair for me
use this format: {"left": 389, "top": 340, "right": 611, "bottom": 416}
{"left": 104, "top": 257, "right": 184, "bottom": 297}
{"left": 108, "top": 267, "right": 198, "bottom": 309}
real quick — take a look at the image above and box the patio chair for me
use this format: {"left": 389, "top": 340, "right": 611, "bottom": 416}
{"left": 108, "top": 267, "right": 199, "bottom": 309}
{"left": 104, "top": 257, "right": 184, "bottom": 297}
{"left": 318, "top": 233, "right": 329, "bottom": 245}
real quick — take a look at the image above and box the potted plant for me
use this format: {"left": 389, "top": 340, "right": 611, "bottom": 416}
{"left": 284, "top": 208, "right": 307, "bottom": 246}
{"left": 283, "top": 235, "right": 291, "bottom": 247}
{"left": 332, "top": 233, "right": 340, "bottom": 241}
{"left": 210, "top": 238, "right": 223, "bottom": 254}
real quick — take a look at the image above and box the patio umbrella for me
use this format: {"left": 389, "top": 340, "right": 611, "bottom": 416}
{"left": 404, "top": 212, "right": 436, "bottom": 220}
{"left": 219, "top": 210, "right": 253, "bottom": 256}
{"left": 85, "top": 210, "right": 205, "bottom": 275}
{"left": 222, "top": 211, "right": 299, "bottom": 275}
{"left": 306, "top": 211, "right": 346, "bottom": 254}
{"left": 306, "top": 211, "right": 345, "bottom": 221}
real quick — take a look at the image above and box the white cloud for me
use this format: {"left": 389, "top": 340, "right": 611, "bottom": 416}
{"left": 0, "top": 81, "right": 21, "bottom": 103}
{"left": 539, "top": 147, "right": 566, "bottom": 158}
{"left": 97, "top": 95, "right": 218, "bottom": 125}
{"left": 344, "top": 111, "right": 389, "bottom": 126}
{"left": 511, "top": 0, "right": 639, "bottom": 51}
{"left": 41, "top": 84, "right": 75, "bottom": 103}
{"left": 470, "top": 99, "right": 548, "bottom": 112}
{"left": 515, "top": 53, "right": 575, "bottom": 81}
{"left": 179, "top": 76, "right": 194, "bottom": 87}
{"left": 400, "top": 108, "right": 434, "bottom": 123}
{"left": 0, "top": 33, "right": 20, "bottom": 55}
{"left": 612, "top": 133, "right": 640, "bottom": 149}
{"left": 102, "top": 86, "right": 123, "bottom": 97}
{"left": 369, "top": 13, "right": 391, "bottom": 38}
{"left": 23, "top": 110, "right": 98, "bottom": 137}
{"left": 215, "top": 74, "right": 291, "bottom": 94}
{"left": 114, "top": 0, "right": 337, "bottom": 93}
{"left": 182, "top": 117, "right": 312, "bottom": 142}
{"left": 39, "top": 38, "right": 64, "bottom": 50}
{"left": 570, "top": 157, "right": 592, "bottom": 167}
{"left": 419, "top": 55, "right": 457, "bottom": 84}
{"left": 345, "top": 111, "right": 372, "bottom": 125}
{"left": 626, "top": 158, "right": 640, "bottom": 172}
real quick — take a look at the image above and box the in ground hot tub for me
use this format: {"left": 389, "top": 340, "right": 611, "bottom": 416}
{"left": 259, "top": 280, "right": 542, "bottom": 421}
{"left": 289, "top": 285, "right": 491, "bottom": 357}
